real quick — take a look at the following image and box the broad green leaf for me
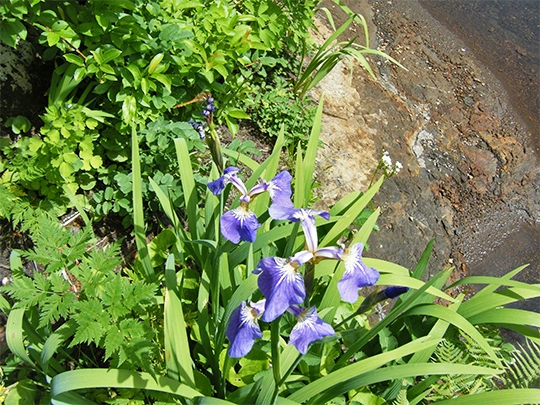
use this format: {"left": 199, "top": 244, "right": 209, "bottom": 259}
{"left": 351, "top": 207, "right": 380, "bottom": 245}
{"left": 409, "top": 297, "right": 463, "bottom": 364}
{"left": 164, "top": 254, "right": 195, "bottom": 387}
{"left": 363, "top": 258, "right": 410, "bottom": 276}
{"left": 329, "top": 190, "right": 362, "bottom": 216}
{"left": 300, "top": 96, "right": 324, "bottom": 206}
{"left": 377, "top": 274, "right": 455, "bottom": 302}
{"left": 41, "top": 321, "right": 76, "bottom": 373}
{"left": 50, "top": 369, "right": 201, "bottom": 401}
{"left": 447, "top": 275, "right": 540, "bottom": 294}
{"left": 458, "top": 285, "right": 540, "bottom": 319}
{"left": 468, "top": 265, "right": 528, "bottom": 299}
{"left": 62, "top": 184, "right": 92, "bottom": 229}
{"left": 122, "top": 95, "right": 137, "bottom": 123}
{"left": 64, "top": 53, "right": 84, "bottom": 66}
{"left": 0, "top": 19, "right": 27, "bottom": 48}
{"left": 467, "top": 307, "right": 540, "bottom": 328}
{"left": 320, "top": 176, "right": 383, "bottom": 247}
{"left": 102, "top": 48, "right": 122, "bottom": 64}
{"left": 175, "top": 138, "right": 201, "bottom": 242}
{"left": 288, "top": 337, "right": 439, "bottom": 402}
{"left": 313, "top": 362, "right": 502, "bottom": 404}
{"left": 404, "top": 303, "right": 502, "bottom": 367}
{"left": 6, "top": 308, "right": 34, "bottom": 366}
{"left": 433, "top": 389, "right": 540, "bottom": 405}
{"left": 333, "top": 269, "right": 453, "bottom": 368}
{"left": 148, "top": 53, "right": 164, "bottom": 74}
{"left": 222, "top": 148, "right": 260, "bottom": 172}
{"left": 226, "top": 108, "right": 250, "bottom": 119}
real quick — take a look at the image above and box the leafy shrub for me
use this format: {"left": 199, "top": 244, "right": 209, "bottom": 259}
{"left": 248, "top": 75, "right": 316, "bottom": 151}
{"left": 0, "top": 0, "right": 317, "bottom": 221}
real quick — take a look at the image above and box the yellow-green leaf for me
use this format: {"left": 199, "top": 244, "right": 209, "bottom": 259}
{"left": 148, "top": 53, "right": 164, "bottom": 74}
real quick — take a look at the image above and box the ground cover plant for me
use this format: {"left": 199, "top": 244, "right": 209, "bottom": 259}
{"left": 1, "top": 0, "right": 540, "bottom": 404}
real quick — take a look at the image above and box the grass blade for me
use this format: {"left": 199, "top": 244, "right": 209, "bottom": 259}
{"left": 175, "top": 138, "right": 201, "bottom": 241}
{"left": 131, "top": 124, "right": 155, "bottom": 282}
{"left": 288, "top": 337, "right": 439, "bottom": 402}
{"left": 320, "top": 176, "right": 383, "bottom": 247}
{"left": 333, "top": 268, "right": 453, "bottom": 368}
{"left": 314, "top": 362, "right": 501, "bottom": 404}
{"left": 6, "top": 308, "right": 34, "bottom": 366}
{"left": 458, "top": 286, "right": 540, "bottom": 319}
{"left": 467, "top": 307, "right": 540, "bottom": 327}
{"left": 50, "top": 369, "right": 201, "bottom": 401}
{"left": 404, "top": 303, "right": 503, "bottom": 367}
{"left": 432, "top": 389, "right": 540, "bottom": 405}
{"left": 164, "top": 254, "right": 195, "bottom": 387}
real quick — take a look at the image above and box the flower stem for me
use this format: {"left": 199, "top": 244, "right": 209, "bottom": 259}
{"left": 303, "top": 261, "right": 315, "bottom": 304}
{"left": 270, "top": 318, "right": 281, "bottom": 400}
{"left": 207, "top": 124, "right": 224, "bottom": 173}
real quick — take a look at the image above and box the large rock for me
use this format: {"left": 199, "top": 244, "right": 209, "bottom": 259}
{"left": 311, "top": 0, "right": 540, "bottom": 286}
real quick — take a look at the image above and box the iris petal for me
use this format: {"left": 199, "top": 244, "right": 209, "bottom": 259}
{"left": 314, "top": 246, "right": 343, "bottom": 260}
{"left": 338, "top": 242, "right": 380, "bottom": 303}
{"left": 289, "top": 306, "right": 334, "bottom": 354}
{"left": 269, "top": 204, "right": 298, "bottom": 220}
{"left": 221, "top": 207, "right": 261, "bottom": 243}
{"left": 256, "top": 257, "right": 306, "bottom": 322}
{"left": 207, "top": 166, "right": 241, "bottom": 195}
{"left": 226, "top": 302, "right": 263, "bottom": 358}
{"left": 267, "top": 171, "right": 293, "bottom": 207}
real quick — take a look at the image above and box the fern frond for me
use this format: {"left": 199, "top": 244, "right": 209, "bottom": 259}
{"left": 502, "top": 338, "right": 540, "bottom": 389}
{"left": 428, "top": 335, "right": 500, "bottom": 400}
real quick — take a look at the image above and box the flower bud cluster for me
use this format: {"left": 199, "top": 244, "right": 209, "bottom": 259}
{"left": 188, "top": 120, "right": 206, "bottom": 140}
{"left": 201, "top": 97, "right": 216, "bottom": 119}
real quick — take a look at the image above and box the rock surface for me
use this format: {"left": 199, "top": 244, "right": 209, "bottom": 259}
{"left": 311, "top": 0, "right": 540, "bottom": 293}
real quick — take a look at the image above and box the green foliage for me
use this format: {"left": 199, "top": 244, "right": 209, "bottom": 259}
{"left": 0, "top": 0, "right": 318, "bottom": 222}
{"left": 2, "top": 4, "right": 539, "bottom": 405}
{"left": 4, "top": 115, "right": 31, "bottom": 135}
{"left": 0, "top": 214, "right": 160, "bottom": 403}
{"left": 293, "top": 0, "right": 405, "bottom": 100}
{"left": 248, "top": 75, "right": 316, "bottom": 150}
{"left": 426, "top": 331, "right": 511, "bottom": 400}
{"left": 3, "top": 103, "right": 111, "bottom": 199}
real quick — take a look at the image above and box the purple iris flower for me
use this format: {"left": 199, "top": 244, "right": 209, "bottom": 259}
{"left": 226, "top": 300, "right": 265, "bottom": 358}
{"left": 208, "top": 167, "right": 293, "bottom": 243}
{"left": 337, "top": 242, "right": 380, "bottom": 303}
{"left": 288, "top": 306, "right": 335, "bottom": 354}
{"left": 269, "top": 206, "right": 330, "bottom": 252}
{"left": 208, "top": 166, "right": 242, "bottom": 195}
{"left": 255, "top": 250, "right": 313, "bottom": 322}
